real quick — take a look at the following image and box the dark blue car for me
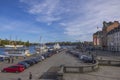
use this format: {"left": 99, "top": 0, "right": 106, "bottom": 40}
{"left": 18, "top": 62, "right": 30, "bottom": 69}
{"left": 0, "top": 57, "right": 4, "bottom": 62}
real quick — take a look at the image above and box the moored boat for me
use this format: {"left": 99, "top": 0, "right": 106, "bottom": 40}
{"left": 4, "top": 45, "right": 30, "bottom": 57}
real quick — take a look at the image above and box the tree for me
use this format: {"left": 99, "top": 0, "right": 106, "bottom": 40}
{"left": 25, "top": 40, "right": 30, "bottom": 47}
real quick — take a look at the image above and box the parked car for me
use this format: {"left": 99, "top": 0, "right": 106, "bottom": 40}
{"left": 1, "top": 65, "right": 25, "bottom": 73}
{"left": 22, "top": 60, "right": 34, "bottom": 66}
{"left": 30, "top": 58, "right": 38, "bottom": 64}
{"left": 34, "top": 57, "right": 41, "bottom": 62}
{"left": 36, "top": 56, "right": 42, "bottom": 62}
{"left": 0, "top": 57, "right": 4, "bottom": 61}
{"left": 36, "top": 56, "right": 42, "bottom": 61}
{"left": 28, "top": 59, "right": 36, "bottom": 64}
{"left": 18, "top": 62, "right": 30, "bottom": 69}
{"left": 80, "top": 55, "right": 93, "bottom": 63}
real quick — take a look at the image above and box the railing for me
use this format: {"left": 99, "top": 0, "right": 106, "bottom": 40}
{"left": 63, "top": 61, "right": 99, "bottom": 73}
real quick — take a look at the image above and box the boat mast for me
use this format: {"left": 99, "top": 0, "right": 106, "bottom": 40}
{"left": 39, "top": 36, "right": 42, "bottom": 54}
{"left": 9, "top": 35, "right": 11, "bottom": 45}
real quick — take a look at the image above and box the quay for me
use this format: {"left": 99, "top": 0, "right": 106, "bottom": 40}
{"left": 0, "top": 49, "right": 120, "bottom": 80}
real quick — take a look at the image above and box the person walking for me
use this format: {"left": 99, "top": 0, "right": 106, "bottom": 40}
{"left": 29, "top": 72, "right": 32, "bottom": 80}
{"left": 8, "top": 58, "right": 10, "bottom": 63}
{"left": 11, "top": 57, "right": 14, "bottom": 63}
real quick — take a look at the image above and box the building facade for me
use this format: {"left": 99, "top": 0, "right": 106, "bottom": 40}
{"left": 93, "top": 31, "right": 103, "bottom": 49}
{"left": 107, "top": 26, "right": 120, "bottom": 51}
{"left": 102, "top": 21, "right": 119, "bottom": 50}
{"left": 93, "top": 21, "right": 120, "bottom": 50}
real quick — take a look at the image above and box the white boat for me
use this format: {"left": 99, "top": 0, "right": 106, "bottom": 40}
{"left": 4, "top": 45, "right": 30, "bottom": 57}
{"left": 53, "top": 43, "right": 61, "bottom": 49}
{"left": 35, "top": 44, "right": 48, "bottom": 54}
{"left": 4, "top": 45, "right": 24, "bottom": 48}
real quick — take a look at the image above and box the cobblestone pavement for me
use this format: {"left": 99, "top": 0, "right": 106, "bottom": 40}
{"left": 0, "top": 50, "right": 120, "bottom": 80}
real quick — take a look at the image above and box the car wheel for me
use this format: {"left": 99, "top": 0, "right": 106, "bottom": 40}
{"left": 3, "top": 70, "right": 6, "bottom": 72}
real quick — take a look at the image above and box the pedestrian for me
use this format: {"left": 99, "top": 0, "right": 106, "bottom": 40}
{"left": 8, "top": 58, "right": 10, "bottom": 63}
{"left": 11, "top": 57, "right": 14, "bottom": 63}
{"left": 29, "top": 72, "right": 32, "bottom": 80}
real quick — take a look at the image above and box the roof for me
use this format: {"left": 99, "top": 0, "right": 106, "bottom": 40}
{"left": 107, "top": 25, "right": 120, "bottom": 35}
{"left": 93, "top": 31, "right": 102, "bottom": 35}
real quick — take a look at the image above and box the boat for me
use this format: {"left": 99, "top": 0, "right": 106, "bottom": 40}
{"left": 35, "top": 44, "right": 48, "bottom": 54}
{"left": 4, "top": 45, "right": 30, "bottom": 57}
{"left": 4, "top": 45, "right": 24, "bottom": 48}
{"left": 53, "top": 43, "right": 61, "bottom": 49}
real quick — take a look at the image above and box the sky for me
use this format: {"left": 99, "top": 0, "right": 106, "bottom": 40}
{"left": 0, "top": 0, "right": 120, "bottom": 43}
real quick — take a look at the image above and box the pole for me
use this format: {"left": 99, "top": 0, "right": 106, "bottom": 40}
{"left": 39, "top": 36, "right": 42, "bottom": 54}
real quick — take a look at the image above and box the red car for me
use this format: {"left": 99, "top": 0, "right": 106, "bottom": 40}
{"left": 1, "top": 65, "right": 25, "bottom": 73}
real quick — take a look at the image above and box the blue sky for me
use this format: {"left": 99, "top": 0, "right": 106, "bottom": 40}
{"left": 0, "top": 0, "right": 120, "bottom": 43}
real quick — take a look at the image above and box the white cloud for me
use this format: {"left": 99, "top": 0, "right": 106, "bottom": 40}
{"left": 20, "top": 0, "right": 120, "bottom": 41}
{"left": 20, "top": 0, "right": 61, "bottom": 24}
{"left": 61, "top": 0, "right": 120, "bottom": 41}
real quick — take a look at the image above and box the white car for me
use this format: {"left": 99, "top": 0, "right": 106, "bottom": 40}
{"left": 80, "top": 55, "right": 93, "bottom": 63}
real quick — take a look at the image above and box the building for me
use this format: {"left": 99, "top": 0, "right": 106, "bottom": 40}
{"left": 93, "top": 21, "right": 120, "bottom": 50}
{"left": 107, "top": 26, "right": 120, "bottom": 51}
{"left": 102, "top": 21, "right": 119, "bottom": 50}
{"left": 93, "top": 31, "right": 103, "bottom": 49}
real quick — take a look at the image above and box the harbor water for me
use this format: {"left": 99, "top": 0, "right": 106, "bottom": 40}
{"left": 0, "top": 45, "right": 75, "bottom": 55}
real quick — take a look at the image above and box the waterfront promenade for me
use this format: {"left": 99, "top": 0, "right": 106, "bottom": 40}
{"left": 0, "top": 49, "right": 120, "bottom": 80}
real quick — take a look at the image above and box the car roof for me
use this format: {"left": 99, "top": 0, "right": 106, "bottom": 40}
{"left": 13, "top": 64, "right": 24, "bottom": 67}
